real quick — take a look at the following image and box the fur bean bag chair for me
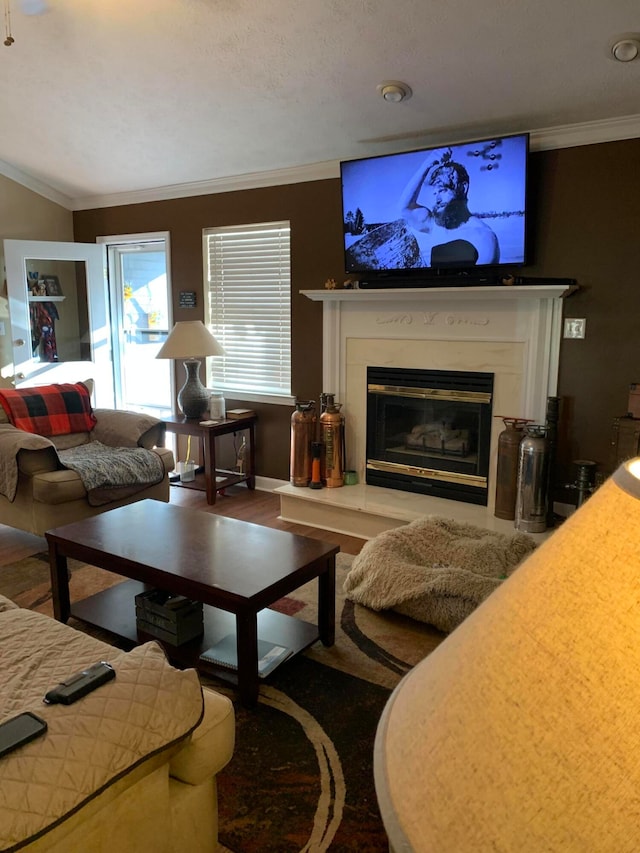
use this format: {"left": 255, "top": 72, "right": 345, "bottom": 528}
{"left": 343, "top": 516, "right": 537, "bottom": 633}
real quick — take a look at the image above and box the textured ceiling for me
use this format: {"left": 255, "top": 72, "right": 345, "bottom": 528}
{"left": 1, "top": 0, "right": 639, "bottom": 208}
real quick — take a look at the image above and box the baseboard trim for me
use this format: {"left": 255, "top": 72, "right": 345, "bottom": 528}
{"left": 255, "top": 476, "right": 288, "bottom": 493}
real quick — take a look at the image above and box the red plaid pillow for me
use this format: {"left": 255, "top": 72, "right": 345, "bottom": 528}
{"left": 0, "top": 382, "right": 97, "bottom": 436}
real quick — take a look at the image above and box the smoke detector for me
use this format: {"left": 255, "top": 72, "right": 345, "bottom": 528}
{"left": 377, "top": 81, "right": 413, "bottom": 103}
{"left": 609, "top": 33, "right": 640, "bottom": 62}
{"left": 19, "top": 0, "right": 49, "bottom": 13}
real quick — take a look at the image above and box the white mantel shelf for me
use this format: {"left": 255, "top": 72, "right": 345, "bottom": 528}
{"left": 301, "top": 284, "right": 576, "bottom": 302}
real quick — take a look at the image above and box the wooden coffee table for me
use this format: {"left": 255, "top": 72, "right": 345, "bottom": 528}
{"left": 46, "top": 500, "right": 338, "bottom": 707}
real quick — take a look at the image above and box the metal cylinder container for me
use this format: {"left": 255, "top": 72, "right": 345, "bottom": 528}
{"left": 494, "top": 417, "right": 530, "bottom": 520}
{"left": 515, "top": 425, "right": 549, "bottom": 533}
{"left": 573, "top": 459, "right": 597, "bottom": 507}
{"left": 290, "top": 400, "right": 316, "bottom": 487}
{"left": 544, "top": 396, "right": 560, "bottom": 526}
{"left": 319, "top": 393, "right": 345, "bottom": 488}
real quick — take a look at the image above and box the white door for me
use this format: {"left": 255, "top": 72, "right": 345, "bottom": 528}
{"left": 4, "top": 239, "right": 115, "bottom": 407}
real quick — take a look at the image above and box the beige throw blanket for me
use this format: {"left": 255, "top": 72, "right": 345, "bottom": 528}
{"left": 0, "top": 425, "right": 54, "bottom": 501}
{"left": 343, "top": 516, "right": 538, "bottom": 633}
{"left": 0, "top": 427, "right": 164, "bottom": 505}
{"left": 0, "top": 603, "right": 204, "bottom": 851}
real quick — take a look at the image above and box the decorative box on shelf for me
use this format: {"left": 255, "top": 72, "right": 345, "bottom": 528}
{"left": 628, "top": 383, "right": 640, "bottom": 419}
{"left": 610, "top": 415, "right": 640, "bottom": 472}
{"left": 135, "top": 589, "right": 204, "bottom": 646}
{"left": 226, "top": 408, "right": 256, "bottom": 420}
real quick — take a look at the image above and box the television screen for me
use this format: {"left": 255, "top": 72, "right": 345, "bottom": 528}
{"left": 340, "top": 133, "right": 529, "bottom": 276}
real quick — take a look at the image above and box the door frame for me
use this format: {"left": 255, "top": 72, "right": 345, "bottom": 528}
{"left": 98, "top": 231, "right": 174, "bottom": 414}
{"left": 4, "top": 238, "right": 114, "bottom": 406}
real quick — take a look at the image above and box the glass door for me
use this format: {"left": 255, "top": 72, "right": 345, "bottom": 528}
{"left": 4, "top": 239, "right": 114, "bottom": 407}
{"left": 104, "top": 234, "right": 173, "bottom": 418}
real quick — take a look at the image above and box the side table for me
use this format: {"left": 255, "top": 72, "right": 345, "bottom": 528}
{"left": 164, "top": 414, "right": 256, "bottom": 505}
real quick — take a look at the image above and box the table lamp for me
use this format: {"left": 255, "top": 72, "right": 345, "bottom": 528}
{"left": 156, "top": 320, "right": 225, "bottom": 418}
{"left": 374, "top": 457, "right": 640, "bottom": 852}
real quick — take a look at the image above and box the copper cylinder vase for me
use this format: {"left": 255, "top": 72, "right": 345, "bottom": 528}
{"left": 290, "top": 401, "right": 316, "bottom": 487}
{"left": 494, "top": 417, "right": 529, "bottom": 520}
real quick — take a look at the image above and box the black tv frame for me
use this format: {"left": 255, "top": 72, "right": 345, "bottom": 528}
{"left": 340, "top": 132, "right": 530, "bottom": 286}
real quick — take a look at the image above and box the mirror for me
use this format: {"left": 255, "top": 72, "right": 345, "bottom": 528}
{"left": 25, "top": 259, "right": 91, "bottom": 364}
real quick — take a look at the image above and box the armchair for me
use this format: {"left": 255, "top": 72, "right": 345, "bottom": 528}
{"left": 0, "top": 383, "right": 174, "bottom": 536}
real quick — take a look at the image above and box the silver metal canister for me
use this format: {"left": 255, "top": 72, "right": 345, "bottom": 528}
{"left": 515, "top": 425, "right": 549, "bottom": 533}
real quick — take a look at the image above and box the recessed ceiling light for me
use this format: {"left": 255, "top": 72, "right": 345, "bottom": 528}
{"left": 377, "top": 81, "right": 413, "bottom": 103}
{"left": 609, "top": 33, "right": 640, "bottom": 62}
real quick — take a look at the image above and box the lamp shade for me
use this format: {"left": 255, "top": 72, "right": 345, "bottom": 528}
{"left": 374, "top": 458, "right": 640, "bottom": 852}
{"left": 156, "top": 321, "right": 225, "bottom": 360}
{"left": 156, "top": 321, "right": 225, "bottom": 418}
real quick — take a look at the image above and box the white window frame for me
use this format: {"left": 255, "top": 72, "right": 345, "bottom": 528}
{"left": 203, "top": 221, "right": 294, "bottom": 406}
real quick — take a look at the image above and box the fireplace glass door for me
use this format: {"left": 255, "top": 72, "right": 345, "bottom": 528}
{"left": 366, "top": 367, "right": 494, "bottom": 505}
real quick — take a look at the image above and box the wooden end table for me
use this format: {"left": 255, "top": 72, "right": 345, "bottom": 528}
{"left": 46, "top": 500, "right": 337, "bottom": 708}
{"left": 163, "top": 413, "right": 257, "bottom": 505}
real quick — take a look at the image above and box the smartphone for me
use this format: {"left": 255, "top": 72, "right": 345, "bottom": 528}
{"left": 0, "top": 711, "right": 47, "bottom": 759}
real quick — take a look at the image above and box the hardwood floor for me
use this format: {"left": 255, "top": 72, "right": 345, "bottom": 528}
{"left": 169, "top": 484, "right": 366, "bottom": 554}
{"left": 0, "top": 485, "right": 367, "bottom": 569}
{"left": 0, "top": 525, "right": 47, "bottom": 566}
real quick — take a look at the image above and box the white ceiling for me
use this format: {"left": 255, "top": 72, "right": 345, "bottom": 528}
{"left": 1, "top": 0, "right": 640, "bottom": 210}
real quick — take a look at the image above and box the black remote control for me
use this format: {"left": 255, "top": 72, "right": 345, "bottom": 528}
{"left": 43, "top": 661, "right": 115, "bottom": 705}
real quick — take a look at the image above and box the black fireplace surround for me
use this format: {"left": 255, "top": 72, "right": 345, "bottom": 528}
{"left": 366, "top": 366, "right": 494, "bottom": 505}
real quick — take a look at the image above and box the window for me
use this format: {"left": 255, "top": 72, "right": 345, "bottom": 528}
{"left": 204, "top": 221, "right": 292, "bottom": 403}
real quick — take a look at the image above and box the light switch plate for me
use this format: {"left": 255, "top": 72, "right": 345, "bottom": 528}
{"left": 564, "top": 318, "right": 586, "bottom": 339}
{"left": 0, "top": 321, "right": 5, "bottom": 335}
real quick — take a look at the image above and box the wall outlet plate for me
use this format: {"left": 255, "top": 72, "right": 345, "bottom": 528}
{"left": 564, "top": 318, "right": 586, "bottom": 339}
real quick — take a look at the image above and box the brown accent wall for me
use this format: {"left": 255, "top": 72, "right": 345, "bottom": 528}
{"left": 73, "top": 181, "right": 343, "bottom": 480}
{"left": 526, "top": 139, "right": 640, "bottom": 487}
{"left": 73, "top": 138, "right": 640, "bottom": 488}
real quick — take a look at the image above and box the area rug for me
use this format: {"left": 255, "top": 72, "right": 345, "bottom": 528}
{"left": 0, "top": 551, "right": 444, "bottom": 852}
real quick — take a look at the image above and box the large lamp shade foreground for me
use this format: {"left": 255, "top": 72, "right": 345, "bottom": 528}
{"left": 156, "top": 321, "right": 225, "bottom": 419}
{"left": 374, "top": 458, "right": 640, "bottom": 852}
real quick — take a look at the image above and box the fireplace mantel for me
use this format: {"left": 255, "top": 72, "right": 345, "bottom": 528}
{"left": 279, "top": 282, "right": 573, "bottom": 538}
{"left": 301, "top": 283, "right": 575, "bottom": 303}
{"left": 302, "top": 284, "right": 572, "bottom": 425}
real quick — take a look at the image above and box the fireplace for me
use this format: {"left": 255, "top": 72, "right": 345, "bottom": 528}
{"left": 366, "top": 367, "right": 493, "bottom": 505}
{"left": 276, "top": 283, "right": 571, "bottom": 539}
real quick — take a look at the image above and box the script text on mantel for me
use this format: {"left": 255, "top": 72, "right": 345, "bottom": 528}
{"left": 375, "top": 312, "right": 490, "bottom": 327}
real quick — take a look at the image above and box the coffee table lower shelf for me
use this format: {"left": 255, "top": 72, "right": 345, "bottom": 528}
{"left": 70, "top": 579, "right": 319, "bottom": 687}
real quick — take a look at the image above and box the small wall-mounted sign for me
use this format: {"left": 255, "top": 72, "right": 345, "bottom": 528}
{"left": 179, "top": 291, "right": 197, "bottom": 308}
{"left": 563, "top": 317, "right": 586, "bottom": 339}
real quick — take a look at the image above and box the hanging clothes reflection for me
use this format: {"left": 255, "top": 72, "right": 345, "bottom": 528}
{"left": 30, "top": 301, "right": 59, "bottom": 362}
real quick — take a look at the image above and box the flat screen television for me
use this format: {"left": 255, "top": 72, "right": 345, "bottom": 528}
{"left": 340, "top": 132, "right": 529, "bottom": 278}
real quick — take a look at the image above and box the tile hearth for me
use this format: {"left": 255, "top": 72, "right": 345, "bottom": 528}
{"left": 276, "top": 482, "right": 551, "bottom": 543}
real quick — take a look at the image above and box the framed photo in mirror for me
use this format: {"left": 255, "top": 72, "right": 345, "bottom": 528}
{"left": 41, "top": 276, "right": 63, "bottom": 297}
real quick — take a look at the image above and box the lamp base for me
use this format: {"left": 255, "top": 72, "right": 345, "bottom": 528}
{"left": 178, "top": 359, "right": 210, "bottom": 419}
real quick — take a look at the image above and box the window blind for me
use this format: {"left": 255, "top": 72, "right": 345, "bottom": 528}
{"left": 204, "top": 221, "right": 291, "bottom": 398}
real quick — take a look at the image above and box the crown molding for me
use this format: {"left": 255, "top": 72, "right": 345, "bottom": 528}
{"left": 3, "top": 114, "right": 640, "bottom": 212}
{"left": 0, "top": 157, "right": 73, "bottom": 209}
{"left": 71, "top": 160, "right": 341, "bottom": 211}
{"left": 529, "top": 113, "right": 640, "bottom": 151}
